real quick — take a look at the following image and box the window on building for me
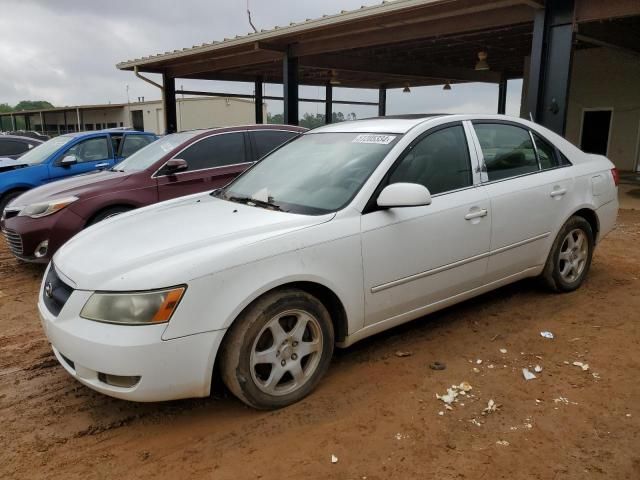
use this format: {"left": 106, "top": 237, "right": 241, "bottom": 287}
{"left": 389, "top": 125, "right": 472, "bottom": 195}
{"left": 178, "top": 132, "right": 246, "bottom": 171}
{"left": 473, "top": 123, "right": 538, "bottom": 181}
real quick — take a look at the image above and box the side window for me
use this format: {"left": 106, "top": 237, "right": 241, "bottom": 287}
{"left": 121, "top": 135, "right": 154, "bottom": 158}
{"left": 0, "top": 140, "right": 29, "bottom": 156}
{"left": 178, "top": 132, "right": 245, "bottom": 171}
{"left": 251, "top": 130, "right": 298, "bottom": 160}
{"left": 532, "top": 132, "right": 560, "bottom": 169}
{"left": 64, "top": 136, "right": 110, "bottom": 163}
{"left": 474, "top": 123, "right": 538, "bottom": 181}
{"left": 388, "top": 125, "right": 472, "bottom": 195}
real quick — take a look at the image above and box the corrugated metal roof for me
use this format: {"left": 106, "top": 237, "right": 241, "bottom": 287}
{"left": 116, "top": 0, "right": 447, "bottom": 70}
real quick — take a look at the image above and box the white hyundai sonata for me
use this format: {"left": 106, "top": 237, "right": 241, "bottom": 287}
{"left": 38, "top": 114, "right": 618, "bottom": 409}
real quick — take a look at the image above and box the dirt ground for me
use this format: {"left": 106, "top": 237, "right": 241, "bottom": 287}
{"left": 1, "top": 210, "right": 639, "bottom": 480}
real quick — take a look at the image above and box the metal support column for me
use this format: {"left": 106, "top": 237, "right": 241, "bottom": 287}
{"left": 40, "top": 111, "right": 45, "bottom": 134}
{"left": 10, "top": 114, "right": 16, "bottom": 131}
{"left": 63, "top": 110, "right": 67, "bottom": 133}
{"left": 76, "top": 107, "right": 81, "bottom": 132}
{"left": 283, "top": 50, "right": 299, "bottom": 125}
{"left": 525, "top": 0, "right": 575, "bottom": 134}
{"left": 255, "top": 76, "right": 264, "bottom": 124}
{"left": 378, "top": 86, "right": 387, "bottom": 117}
{"left": 325, "top": 84, "right": 333, "bottom": 124}
{"left": 497, "top": 73, "right": 508, "bottom": 115}
{"left": 162, "top": 73, "right": 177, "bottom": 134}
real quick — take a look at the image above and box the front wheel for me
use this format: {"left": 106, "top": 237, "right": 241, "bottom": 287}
{"left": 220, "top": 289, "right": 334, "bottom": 409}
{"left": 542, "top": 216, "right": 594, "bottom": 292}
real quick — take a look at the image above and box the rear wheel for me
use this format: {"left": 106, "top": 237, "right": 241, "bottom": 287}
{"left": 0, "top": 190, "right": 26, "bottom": 215}
{"left": 88, "top": 206, "right": 132, "bottom": 226}
{"left": 542, "top": 216, "right": 594, "bottom": 292}
{"left": 220, "top": 289, "right": 334, "bottom": 409}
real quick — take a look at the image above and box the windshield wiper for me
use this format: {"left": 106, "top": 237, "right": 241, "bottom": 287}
{"left": 227, "top": 195, "right": 286, "bottom": 212}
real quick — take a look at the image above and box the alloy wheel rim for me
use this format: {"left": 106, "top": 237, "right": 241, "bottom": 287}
{"left": 250, "top": 309, "right": 323, "bottom": 396}
{"left": 558, "top": 229, "right": 588, "bottom": 283}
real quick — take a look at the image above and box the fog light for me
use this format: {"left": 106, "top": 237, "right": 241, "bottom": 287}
{"left": 98, "top": 372, "right": 141, "bottom": 388}
{"left": 34, "top": 240, "right": 49, "bottom": 258}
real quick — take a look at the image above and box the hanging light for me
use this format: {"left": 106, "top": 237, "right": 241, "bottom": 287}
{"left": 329, "top": 69, "right": 341, "bottom": 86}
{"left": 475, "top": 51, "right": 490, "bottom": 71}
{"left": 443, "top": 81, "right": 452, "bottom": 91}
{"left": 403, "top": 82, "right": 411, "bottom": 93}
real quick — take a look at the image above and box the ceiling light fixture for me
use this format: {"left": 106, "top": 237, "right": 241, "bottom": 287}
{"left": 329, "top": 69, "right": 341, "bottom": 86}
{"left": 475, "top": 51, "right": 490, "bottom": 71}
{"left": 403, "top": 82, "right": 411, "bottom": 93}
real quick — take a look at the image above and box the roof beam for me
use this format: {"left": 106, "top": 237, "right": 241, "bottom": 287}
{"left": 167, "top": 49, "right": 282, "bottom": 77}
{"left": 518, "top": 0, "right": 544, "bottom": 8}
{"left": 290, "top": 5, "right": 534, "bottom": 57}
{"left": 575, "top": 0, "right": 640, "bottom": 23}
{"left": 577, "top": 21, "right": 640, "bottom": 56}
{"left": 299, "top": 53, "right": 503, "bottom": 84}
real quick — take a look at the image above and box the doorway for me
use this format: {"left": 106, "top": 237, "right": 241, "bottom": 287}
{"left": 131, "top": 110, "right": 144, "bottom": 131}
{"left": 580, "top": 109, "right": 613, "bottom": 156}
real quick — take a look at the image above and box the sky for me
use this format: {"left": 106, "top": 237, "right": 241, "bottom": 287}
{"left": 0, "top": 0, "right": 523, "bottom": 118}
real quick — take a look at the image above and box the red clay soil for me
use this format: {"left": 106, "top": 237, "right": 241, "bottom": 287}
{"left": 1, "top": 210, "right": 639, "bottom": 480}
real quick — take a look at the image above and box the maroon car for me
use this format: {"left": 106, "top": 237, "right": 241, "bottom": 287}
{"left": 0, "top": 125, "right": 305, "bottom": 262}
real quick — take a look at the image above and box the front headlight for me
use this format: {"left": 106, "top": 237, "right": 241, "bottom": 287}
{"left": 80, "top": 287, "right": 186, "bottom": 325}
{"left": 18, "top": 196, "right": 79, "bottom": 219}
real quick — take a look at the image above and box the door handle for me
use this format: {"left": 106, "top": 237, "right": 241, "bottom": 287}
{"left": 95, "top": 163, "right": 109, "bottom": 169}
{"left": 465, "top": 209, "right": 488, "bottom": 220}
{"left": 550, "top": 188, "right": 567, "bottom": 197}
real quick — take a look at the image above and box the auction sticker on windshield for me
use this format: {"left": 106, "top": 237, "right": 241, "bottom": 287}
{"left": 352, "top": 134, "right": 397, "bottom": 145}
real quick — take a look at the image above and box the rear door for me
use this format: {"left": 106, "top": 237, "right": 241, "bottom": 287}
{"left": 248, "top": 129, "right": 300, "bottom": 161}
{"left": 47, "top": 135, "right": 114, "bottom": 181}
{"left": 470, "top": 121, "right": 573, "bottom": 281}
{"left": 156, "top": 131, "right": 250, "bottom": 201}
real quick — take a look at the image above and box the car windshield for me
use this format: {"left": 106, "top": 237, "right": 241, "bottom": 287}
{"left": 220, "top": 132, "right": 401, "bottom": 215}
{"left": 112, "top": 132, "right": 196, "bottom": 173}
{"left": 15, "top": 135, "right": 74, "bottom": 165}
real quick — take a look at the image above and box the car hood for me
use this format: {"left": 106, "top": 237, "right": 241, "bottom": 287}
{"left": 0, "top": 157, "right": 29, "bottom": 173}
{"left": 9, "top": 170, "right": 131, "bottom": 207}
{"left": 53, "top": 193, "right": 334, "bottom": 290}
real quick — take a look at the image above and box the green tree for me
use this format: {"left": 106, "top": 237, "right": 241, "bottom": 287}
{"left": 13, "top": 100, "right": 54, "bottom": 111}
{"left": 0, "top": 103, "right": 12, "bottom": 113}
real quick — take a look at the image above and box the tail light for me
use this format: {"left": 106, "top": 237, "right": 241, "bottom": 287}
{"left": 611, "top": 168, "right": 620, "bottom": 187}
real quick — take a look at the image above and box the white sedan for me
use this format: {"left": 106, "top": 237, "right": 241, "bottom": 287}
{"left": 38, "top": 115, "right": 618, "bottom": 408}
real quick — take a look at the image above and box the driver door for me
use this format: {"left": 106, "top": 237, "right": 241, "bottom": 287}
{"left": 361, "top": 123, "right": 491, "bottom": 326}
{"left": 48, "top": 135, "right": 114, "bottom": 181}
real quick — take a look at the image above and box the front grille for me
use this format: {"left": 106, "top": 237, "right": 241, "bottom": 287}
{"left": 42, "top": 265, "right": 74, "bottom": 316}
{"left": 2, "top": 229, "right": 23, "bottom": 256}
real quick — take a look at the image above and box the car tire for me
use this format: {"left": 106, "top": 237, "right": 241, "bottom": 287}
{"left": 0, "top": 191, "right": 26, "bottom": 215}
{"left": 88, "top": 206, "right": 132, "bottom": 226}
{"left": 220, "top": 289, "right": 334, "bottom": 410}
{"left": 541, "top": 216, "right": 594, "bottom": 293}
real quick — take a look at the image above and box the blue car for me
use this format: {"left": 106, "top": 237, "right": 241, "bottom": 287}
{"left": 0, "top": 130, "right": 157, "bottom": 212}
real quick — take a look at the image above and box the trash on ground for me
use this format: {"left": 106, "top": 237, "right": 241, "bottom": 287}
{"left": 482, "top": 399, "right": 499, "bottom": 415}
{"left": 473, "top": 367, "right": 480, "bottom": 373}
{"left": 572, "top": 361, "right": 590, "bottom": 371}
{"left": 488, "top": 364, "right": 495, "bottom": 369}
{"left": 534, "top": 365, "right": 543, "bottom": 373}
{"left": 459, "top": 381, "right": 472, "bottom": 392}
{"left": 331, "top": 454, "right": 338, "bottom": 464}
{"left": 395, "top": 433, "right": 408, "bottom": 440}
{"left": 592, "top": 372, "right": 600, "bottom": 379}
{"left": 438, "top": 411, "right": 444, "bottom": 416}
{"left": 470, "top": 418, "right": 482, "bottom": 427}
{"left": 476, "top": 359, "right": 483, "bottom": 365}
{"left": 496, "top": 440, "right": 510, "bottom": 446}
{"left": 540, "top": 331, "right": 554, "bottom": 339}
{"left": 395, "top": 351, "right": 412, "bottom": 358}
{"left": 436, "top": 382, "right": 472, "bottom": 405}
{"left": 522, "top": 368, "right": 537, "bottom": 380}
{"left": 499, "top": 348, "right": 507, "bottom": 354}
{"left": 429, "top": 361, "right": 446, "bottom": 371}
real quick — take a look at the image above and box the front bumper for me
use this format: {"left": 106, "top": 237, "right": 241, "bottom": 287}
{"left": 38, "top": 286, "right": 225, "bottom": 402}
{"left": 1, "top": 208, "right": 85, "bottom": 263}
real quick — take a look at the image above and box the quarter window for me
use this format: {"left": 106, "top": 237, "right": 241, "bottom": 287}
{"left": 64, "top": 136, "right": 110, "bottom": 163}
{"left": 532, "top": 132, "right": 560, "bottom": 169}
{"left": 474, "top": 124, "right": 538, "bottom": 181}
{"left": 121, "top": 135, "right": 154, "bottom": 158}
{"left": 389, "top": 125, "right": 472, "bottom": 195}
{"left": 178, "top": 132, "right": 245, "bottom": 171}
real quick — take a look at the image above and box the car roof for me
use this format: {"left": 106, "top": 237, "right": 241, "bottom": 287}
{"left": 185, "top": 124, "right": 307, "bottom": 141}
{"left": 0, "top": 134, "right": 45, "bottom": 143}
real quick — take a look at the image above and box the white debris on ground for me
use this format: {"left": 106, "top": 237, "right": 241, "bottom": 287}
{"left": 522, "top": 368, "right": 537, "bottom": 380}
{"left": 499, "top": 348, "right": 507, "bottom": 354}
{"left": 395, "top": 433, "right": 409, "bottom": 440}
{"left": 473, "top": 367, "right": 480, "bottom": 373}
{"left": 496, "top": 440, "right": 510, "bottom": 446}
{"left": 482, "top": 399, "right": 499, "bottom": 415}
{"left": 331, "top": 454, "right": 338, "bottom": 464}
{"left": 540, "top": 331, "right": 554, "bottom": 339}
{"left": 470, "top": 418, "right": 482, "bottom": 427}
{"left": 534, "top": 365, "right": 543, "bottom": 373}
{"left": 476, "top": 359, "right": 483, "bottom": 365}
{"left": 436, "top": 382, "right": 473, "bottom": 405}
{"left": 572, "top": 361, "right": 590, "bottom": 371}
{"left": 394, "top": 351, "right": 412, "bottom": 358}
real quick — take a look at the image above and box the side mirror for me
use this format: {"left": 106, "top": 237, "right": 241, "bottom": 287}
{"left": 377, "top": 183, "right": 432, "bottom": 208}
{"left": 163, "top": 158, "right": 188, "bottom": 174}
{"left": 60, "top": 155, "right": 77, "bottom": 167}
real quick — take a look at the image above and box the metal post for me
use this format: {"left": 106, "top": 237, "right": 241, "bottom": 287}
{"left": 162, "top": 73, "right": 177, "bottom": 134}
{"left": 40, "top": 111, "right": 45, "bottom": 134}
{"left": 325, "top": 84, "right": 333, "bottom": 124}
{"left": 378, "top": 86, "right": 387, "bottom": 117}
{"left": 255, "top": 76, "right": 264, "bottom": 124}
{"left": 525, "top": 0, "right": 575, "bottom": 134}
{"left": 63, "top": 110, "right": 67, "bottom": 133}
{"left": 283, "top": 50, "right": 299, "bottom": 126}
{"left": 498, "top": 73, "right": 508, "bottom": 115}
{"left": 10, "top": 114, "right": 16, "bottom": 131}
{"left": 76, "top": 107, "right": 81, "bottom": 132}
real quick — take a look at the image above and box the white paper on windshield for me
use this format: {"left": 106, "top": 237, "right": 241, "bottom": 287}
{"left": 352, "top": 134, "right": 396, "bottom": 145}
